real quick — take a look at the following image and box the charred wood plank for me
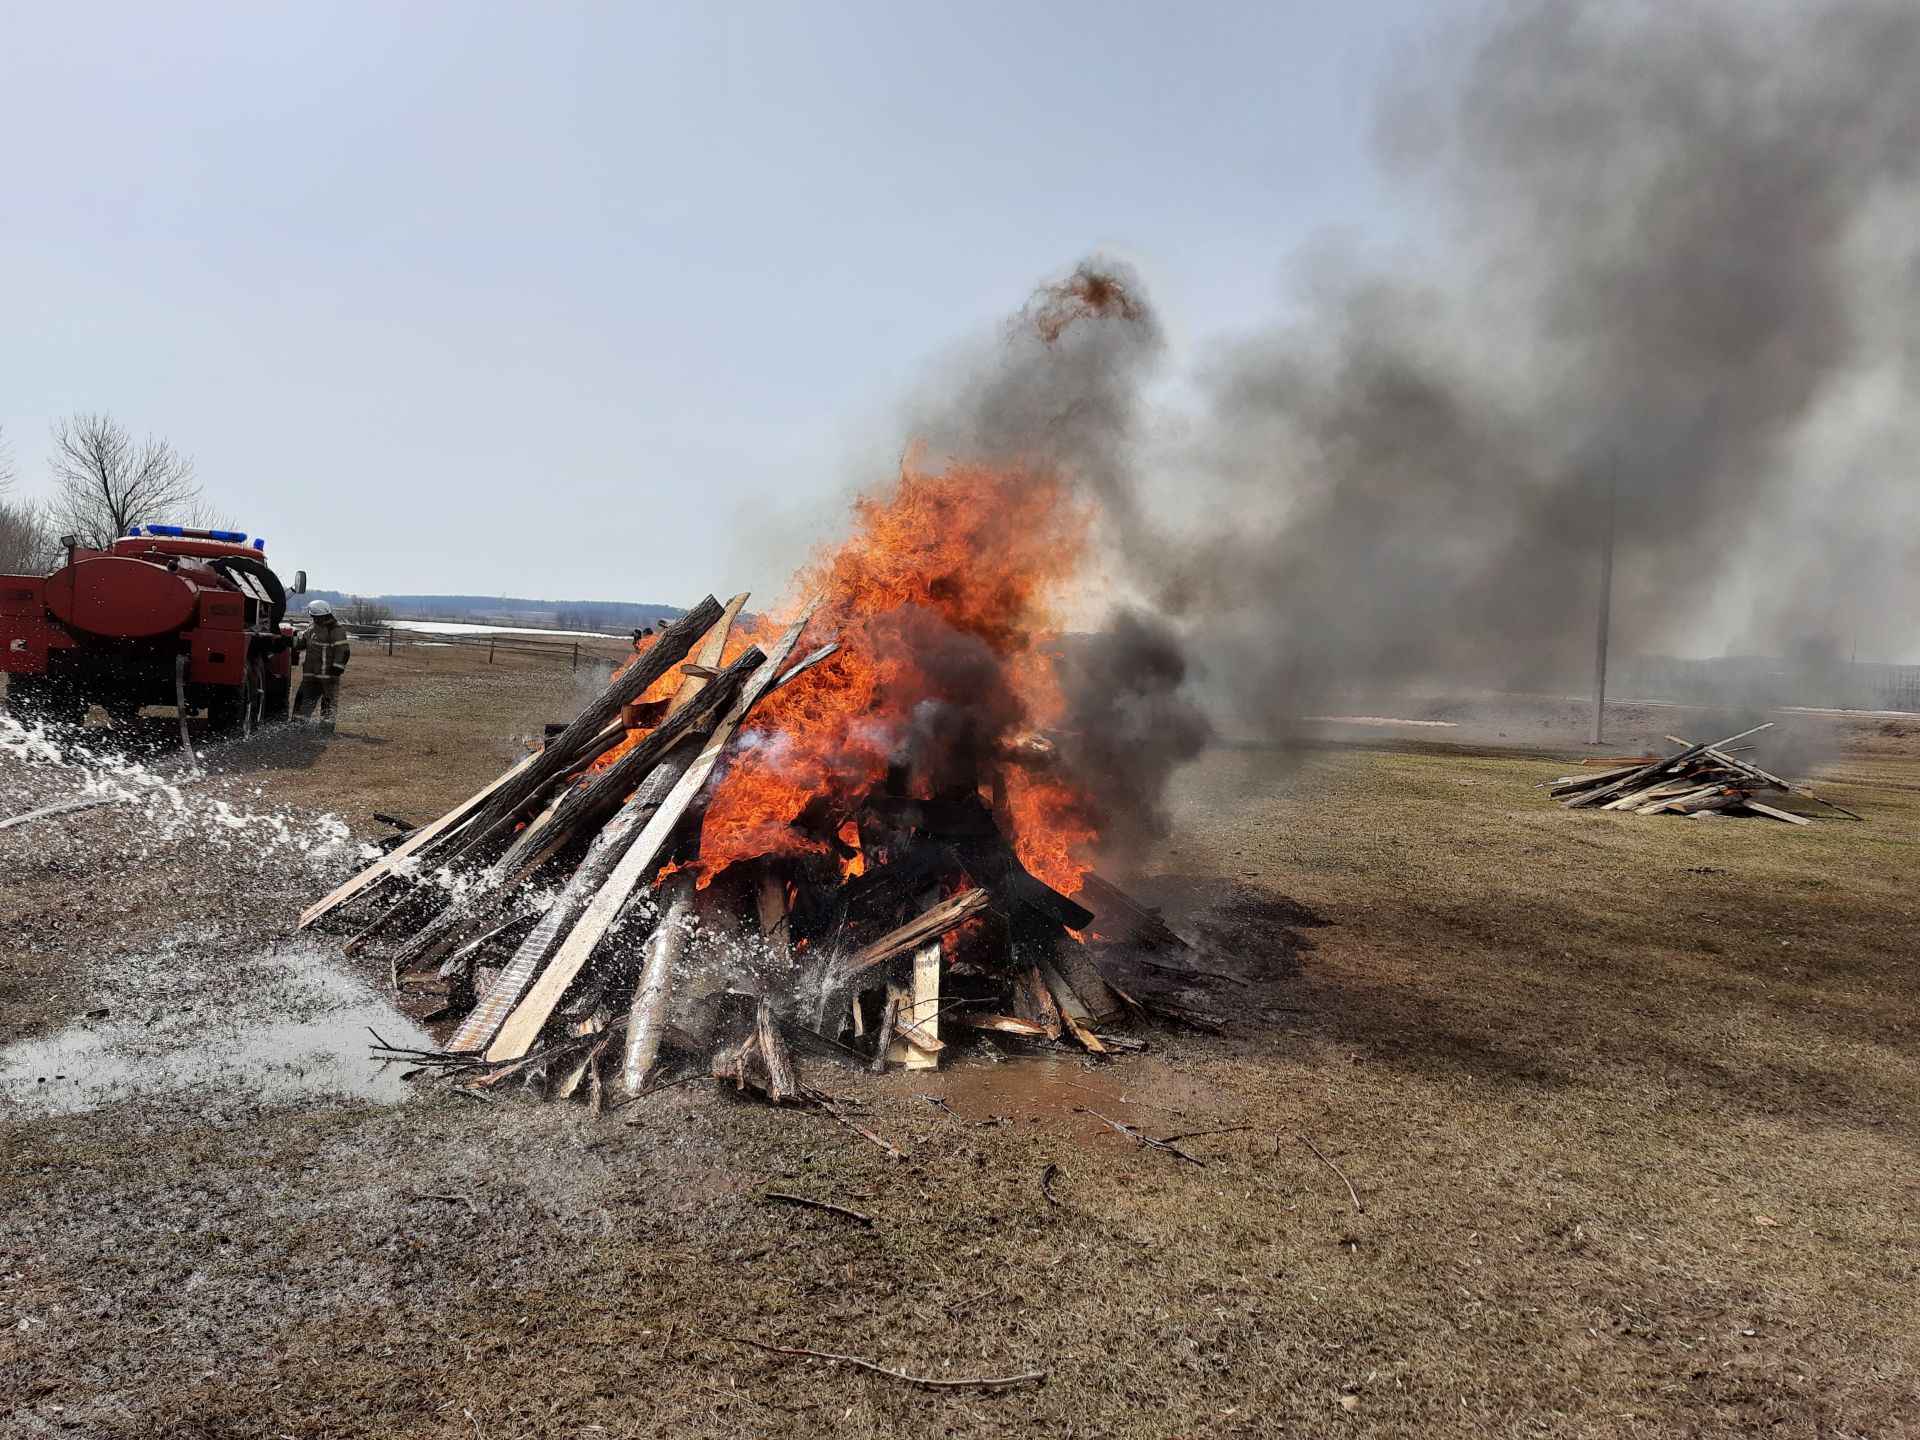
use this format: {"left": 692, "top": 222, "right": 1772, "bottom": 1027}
{"left": 840, "top": 888, "right": 991, "bottom": 975}
{"left": 1079, "top": 873, "right": 1191, "bottom": 951}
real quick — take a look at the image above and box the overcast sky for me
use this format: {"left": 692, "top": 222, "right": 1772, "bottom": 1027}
{"left": 0, "top": 1, "right": 1435, "bottom": 603}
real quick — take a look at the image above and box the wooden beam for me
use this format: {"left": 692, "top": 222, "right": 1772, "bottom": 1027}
{"left": 950, "top": 1012, "right": 1049, "bottom": 1038}
{"left": 902, "top": 942, "right": 942, "bottom": 1071}
{"left": 841, "top": 888, "right": 990, "bottom": 974}
{"left": 1740, "top": 799, "right": 1814, "bottom": 825}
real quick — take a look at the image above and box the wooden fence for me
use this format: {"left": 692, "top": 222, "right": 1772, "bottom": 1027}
{"left": 347, "top": 625, "right": 635, "bottom": 672}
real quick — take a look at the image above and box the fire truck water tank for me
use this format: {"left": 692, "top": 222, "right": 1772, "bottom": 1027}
{"left": 43, "top": 556, "right": 199, "bottom": 639}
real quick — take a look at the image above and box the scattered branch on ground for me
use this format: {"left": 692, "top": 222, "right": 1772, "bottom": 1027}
{"left": 714, "top": 1333, "right": 1046, "bottom": 1391}
{"left": 762, "top": 1191, "right": 875, "bottom": 1226}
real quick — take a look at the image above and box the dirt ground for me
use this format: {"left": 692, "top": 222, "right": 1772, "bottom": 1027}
{"left": 3, "top": 645, "right": 1917, "bottom": 1438}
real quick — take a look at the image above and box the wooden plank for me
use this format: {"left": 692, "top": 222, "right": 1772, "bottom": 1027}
{"left": 489, "top": 646, "right": 765, "bottom": 877}
{"left": 951, "top": 1012, "right": 1049, "bottom": 1037}
{"left": 1739, "top": 799, "right": 1814, "bottom": 825}
{"left": 903, "top": 942, "right": 942, "bottom": 1071}
{"left": 485, "top": 599, "right": 823, "bottom": 1063}
{"left": 1632, "top": 783, "right": 1723, "bottom": 814}
{"left": 841, "top": 888, "right": 990, "bottom": 974}
{"left": 445, "top": 776, "right": 666, "bottom": 1055}
{"left": 1565, "top": 723, "right": 1773, "bottom": 810}
{"left": 297, "top": 748, "right": 536, "bottom": 929}
{"left": 667, "top": 592, "right": 748, "bottom": 718}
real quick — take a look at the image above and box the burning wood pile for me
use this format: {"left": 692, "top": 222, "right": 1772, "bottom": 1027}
{"left": 1547, "top": 722, "right": 1862, "bottom": 823}
{"left": 302, "top": 449, "right": 1216, "bottom": 1108}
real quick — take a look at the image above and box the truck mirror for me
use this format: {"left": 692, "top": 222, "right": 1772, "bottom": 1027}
{"left": 292, "top": 570, "right": 308, "bottom": 595}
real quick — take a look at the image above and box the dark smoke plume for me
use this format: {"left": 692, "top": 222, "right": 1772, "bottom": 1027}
{"left": 1183, "top": 0, "right": 1920, "bottom": 727}
{"left": 905, "top": 0, "right": 1920, "bottom": 849}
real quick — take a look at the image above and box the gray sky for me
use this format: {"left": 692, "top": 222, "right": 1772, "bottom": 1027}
{"left": 0, "top": 1, "right": 1431, "bottom": 603}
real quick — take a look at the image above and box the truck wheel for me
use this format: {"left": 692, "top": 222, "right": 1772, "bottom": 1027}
{"left": 246, "top": 656, "right": 267, "bottom": 731}
{"left": 207, "top": 667, "right": 257, "bottom": 739}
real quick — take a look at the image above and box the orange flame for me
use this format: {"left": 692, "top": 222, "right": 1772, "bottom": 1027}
{"left": 696, "top": 453, "right": 1098, "bottom": 893}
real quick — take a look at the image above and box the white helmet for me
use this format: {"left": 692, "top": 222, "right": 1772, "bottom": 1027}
{"left": 307, "top": 599, "right": 334, "bottom": 618}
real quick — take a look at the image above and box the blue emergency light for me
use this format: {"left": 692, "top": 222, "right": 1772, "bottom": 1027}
{"left": 136, "top": 524, "right": 251, "bottom": 544}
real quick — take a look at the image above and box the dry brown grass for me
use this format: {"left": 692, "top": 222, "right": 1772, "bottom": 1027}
{"left": 3, "top": 653, "right": 1917, "bottom": 1438}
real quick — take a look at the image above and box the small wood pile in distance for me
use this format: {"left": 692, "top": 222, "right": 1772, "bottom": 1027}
{"left": 299, "top": 592, "right": 1197, "bottom": 1110}
{"left": 1547, "top": 722, "right": 1862, "bottom": 824}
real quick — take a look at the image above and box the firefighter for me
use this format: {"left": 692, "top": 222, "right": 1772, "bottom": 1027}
{"left": 292, "top": 599, "right": 351, "bottom": 729}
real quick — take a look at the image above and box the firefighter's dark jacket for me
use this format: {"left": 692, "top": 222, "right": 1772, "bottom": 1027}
{"left": 296, "top": 618, "right": 352, "bottom": 678}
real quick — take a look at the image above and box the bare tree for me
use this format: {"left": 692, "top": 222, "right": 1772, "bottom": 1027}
{"left": 47, "top": 413, "right": 206, "bottom": 547}
{"left": 0, "top": 427, "right": 53, "bottom": 575}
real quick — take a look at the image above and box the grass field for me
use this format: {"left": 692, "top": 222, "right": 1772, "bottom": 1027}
{"left": 3, "top": 646, "right": 1916, "bottom": 1438}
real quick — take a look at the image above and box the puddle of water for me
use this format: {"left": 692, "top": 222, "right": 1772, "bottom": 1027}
{"left": 0, "top": 940, "right": 432, "bottom": 1119}
{"left": 931, "top": 1053, "right": 1228, "bottom": 1146}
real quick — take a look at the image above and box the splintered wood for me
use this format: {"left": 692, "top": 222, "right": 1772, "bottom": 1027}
{"left": 1547, "top": 723, "right": 1860, "bottom": 825}
{"left": 318, "top": 589, "right": 1198, "bottom": 1113}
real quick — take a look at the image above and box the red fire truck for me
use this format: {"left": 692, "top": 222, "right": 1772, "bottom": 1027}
{"left": 0, "top": 525, "right": 308, "bottom": 736}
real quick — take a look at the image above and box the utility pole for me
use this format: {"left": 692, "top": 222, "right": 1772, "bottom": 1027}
{"left": 1589, "top": 451, "right": 1617, "bottom": 746}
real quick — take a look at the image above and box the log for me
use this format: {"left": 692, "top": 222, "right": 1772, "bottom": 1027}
{"left": 1049, "top": 938, "right": 1124, "bottom": 1026}
{"left": 870, "top": 994, "right": 898, "bottom": 1072}
{"left": 757, "top": 1001, "right": 799, "bottom": 1101}
{"left": 840, "top": 888, "right": 991, "bottom": 974}
{"left": 622, "top": 888, "right": 695, "bottom": 1091}
{"left": 483, "top": 600, "right": 823, "bottom": 1064}
{"left": 1009, "top": 966, "right": 1063, "bottom": 1040}
{"left": 1040, "top": 962, "right": 1108, "bottom": 1054}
